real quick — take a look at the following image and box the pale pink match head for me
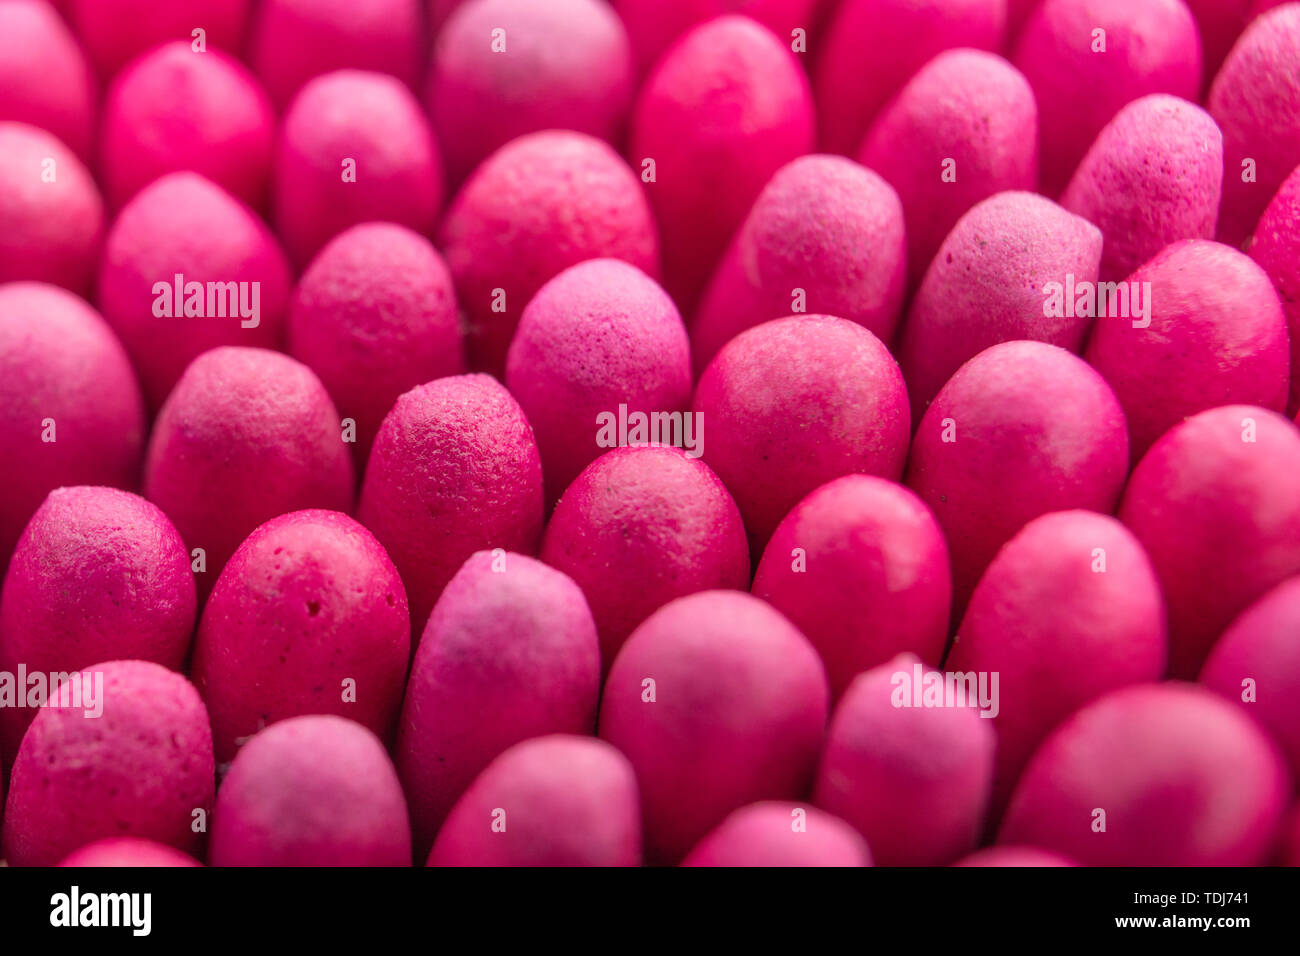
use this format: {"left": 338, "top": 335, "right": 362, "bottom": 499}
{"left": 599, "top": 590, "right": 828, "bottom": 864}
{"left": 0, "top": 0, "right": 96, "bottom": 161}
{"left": 1000, "top": 682, "right": 1289, "bottom": 866}
{"left": 505, "top": 258, "right": 691, "bottom": 504}
{"left": 397, "top": 551, "right": 601, "bottom": 856}
{"left": 692, "top": 154, "right": 907, "bottom": 375}
{"left": 753, "top": 475, "right": 951, "bottom": 701}
{"left": 97, "top": 172, "right": 292, "bottom": 410}
{"left": 857, "top": 48, "right": 1038, "bottom": 288}
{"left": 905, "top": 341, "right": 1130, "bottom": 616}
{"left": 1119, "top": 404, "right": 1300, "bottom": 677}
{"left": 629, "top": 14, "right": 814, "bottom": 313}
{"left": 952, "top": 846, "right": 1078, "bottom": 867}
{"left": 681, "top": 802, "right": 872, "bottom": 867}
{"left": 438, "top": 130, "right": 658, "bottom": 375}
{"left": 428, "top": 734, "right": 641, "bottom": 867}
{"left": 58, "top": 837, "right": 202, "bottom": 867}
{"left": 813, "top": 653, "right": 996, "bottom": 866}
{"left": 210, "top": 716, "right": 411, "bottom": 866}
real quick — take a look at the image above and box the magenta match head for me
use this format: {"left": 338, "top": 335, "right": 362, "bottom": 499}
{"left": 952, "top": 846, "right": 1078, "bottom": 867}
{"left": 0, "top": 0, "right": 96, "bottom": 161}
{"left": 1119, "top": 405, "right": 1300, "bottom": 678}
{"left": 540, "top": 446, "right": 750, "bottom": 667}
{"left": 210, "top": 716, "right": 411, "bottom": 866}
{"left": 429, "top": 734, "right": 641, "bottom": 867}
{"left": 1085, "top": 239, "right": 1288, "bottom": 459}
{"left": 694, "top": 315, "right": 910, "bottom": 553}
{"left": 857, "top": 48, "right": 1038, "bottom": 289}
{"left": 439, "top": 130, "right": 659, "bottom": 375}
{"left": 504, "top": 258, "right": 691, "bottom": 504}
{"left": 58, "top": 837, "right": 203, "bottom": 867}
{"left": 682, "top": 802, "right": 872, "bottom": 867}
{"left": 251, "top": 0, "right": 422, "bottom": 109}
{"left": 614, "top": 0, "right": 817, "bottom": 76}
{"left": 96, "top": 171, "right": 292, "bottom": 410}
{"left": 753, "top": 475, "right": 951, "bottom": 702}
{"left": 357, "top": 374, "right": 544, "bottom": 634}
{"left": 1, "top": 660, "right": 214, "bottom": 867}
{"left": 397, "top": 551, "right": 600, "bottom": 856}
{"left": 814, "top": 0, "right": 1006, "bottom": 156}
{"left": 274, "top": 70, "right": 443, "bottom": 268}
{"left": 287, "top": 222, "right": 465, "bottom": 468}
{"left": 813, "top": 653, "right": 996, "bottom": 866}
{"left": 428, "top": 0, "right": 635, "bottom": 188}
{"left": 1201, "top": 575, "right": 1300, "bottom": 781}
{"left": 1013, "top": 0, "right": 1202, "bottom": 197}
{"left": 143, "top": 347, "right": 355, "bottom": 598}
{"left": 1000, "top": 682, "right": 1289, "bottom": 866}
{"left": 949, "top": 511, "right": 1167, "bottom": 811}
{"left": 1061, "top": 95, "right": 1223, "bottom": 282}
{"left": 1250, "top": 162, "right": 1300, "bottom": 414}
{"left": 191, "top": 509, "right": 409, "bottom": 764}
{"left": 100, "top": 42, "right": 274, "bottom": 211}
{"left": 899, "top": 190, "right": 1103, "bottom": 424}
{"left": 599, "top": 590, "right": 829, "bottom": 865}
{"left": 0, "top": 486, "right": 196, "bottom": 761}
{"left": 692, "top": 154, "right": 906, "bottom": 376}
{"left": 630, "top": 14, "right": 814, "bottom": 313}
{"left": 0, "top": 123, "right": 103, "bottom": 296}
{"left": 1209, "top": 3, "right": 1300, "bottom": 247}
{"left": 0, "top": 283, "right": 145, "bottom": 578}
{"left": 906, "top": 341, "right": 1129, "bottom": 616}
{"left": 70, "top": 0, "right": 250, "bottom": 79}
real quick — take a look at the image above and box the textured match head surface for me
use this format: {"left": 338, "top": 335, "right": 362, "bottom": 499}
{"left": 813, "top": 652, "right": 996, "bottom": 866}
{"left": 540, "top": 446, "right": 750, "bottom": 667}
{"left": 1, "top": 659, "right": 215, "bottom": 867}
{"left": 1061, "top": 95, "right": 1223, "bottom": 282}
{"left": 694, "top": 314, "right": 910, "bottom": 553}
{"left": 439, "top": 130, "right": 659, "bottom": 375}
{"left": 429, "top": 0, "right": 635, "bottom": 186}
{"left": 753, "top": 474, "right": 951, "bottom": 701}
{"left": 1209, "top": 2, "right": 1300, "bottom": 247}
{"left": 192, "top": 509, "right": 410, "bottom": 764}
{"left": 630, "top": 14, "right": 814, "bottom": 313}
{"left": 900, "top": 190, "right": 1104, "bottom": 422}
{"left": 0, "top": 486, "right": 196, "bottom": 760}
{"left": 615, "top": 0, "right": 817, "bottom": 76}
{"left": 0, "top": 283, "right": 145, "bottom": 577}
{"left": 1201, "top": 575, "right": 1300, "bottom": 781}
{"left": 906, "top": 340, "right": 1130, "bottom": 616}
{"left": 1249, "top": 162, "right": 1300, "bottom": 413}
{"left": 57, "top": 836, "right": 203, "bottom": 867}
{"left": 0, "top": 122, "right": 103, "bottom": 296}
{"left": 97, "top": 171, "right": 291, "bottom": 410}
{"left": 428, "top": 734, "right": 641, "bottom": 867}
{"left": 274, "top": 69, "right": 443, "bottom": 267}
{"left": 0, "top": 0, "right": 96, "bottom": 160}
{"left": 505, "top": 257, "right": 691, "bottom": 503}
{"left": 144, "top": 346, "right": 355, "bottom": 595}
{"left": 1085, "top": 238, "right": 1288, "bottom": 459}
{"left": 398, "top": 550, "right": 600, "bottom": 856}
{"left": 1013, "top": 0, "right": 1202, "bottom": 197}
{"left": 599, "top": 589, "right": 828, "bottom": 864}
{"left": 70, "top": 0, "right": 250, "bottom": 79}
{"left": 692, "top": 153, "right": 907, "bottom": 375}
{"left": 100, "top": 41, "right": 274, "bottom": 211}
{"left": 287, "top": 221, "right": 465, "bottom": 467}
{"left": 357, "top": 373, "right": 544, "bottom": 633}
{"left": 1119, "top": 404, "right": 1300, "bottom": 678}
{"left": 999, "top": 682, "right": 1289, "bottom": 865}
{"left": 814, "top": 0, "right": 1007, "bottom": 156}
{"left": 858, "top": 48, "right": 1039, "bottom": 289}
{"left": 681, "top": 801, "right": 872, "bottom": 867}
{"left": 251, "top": 0, "right": 421, "bottom": 109}
{"left": 210, "top": 715, "right": 411, "bottom": 866}
{"left": 949, "top": 510, "right": 1167, "bottom": 810}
